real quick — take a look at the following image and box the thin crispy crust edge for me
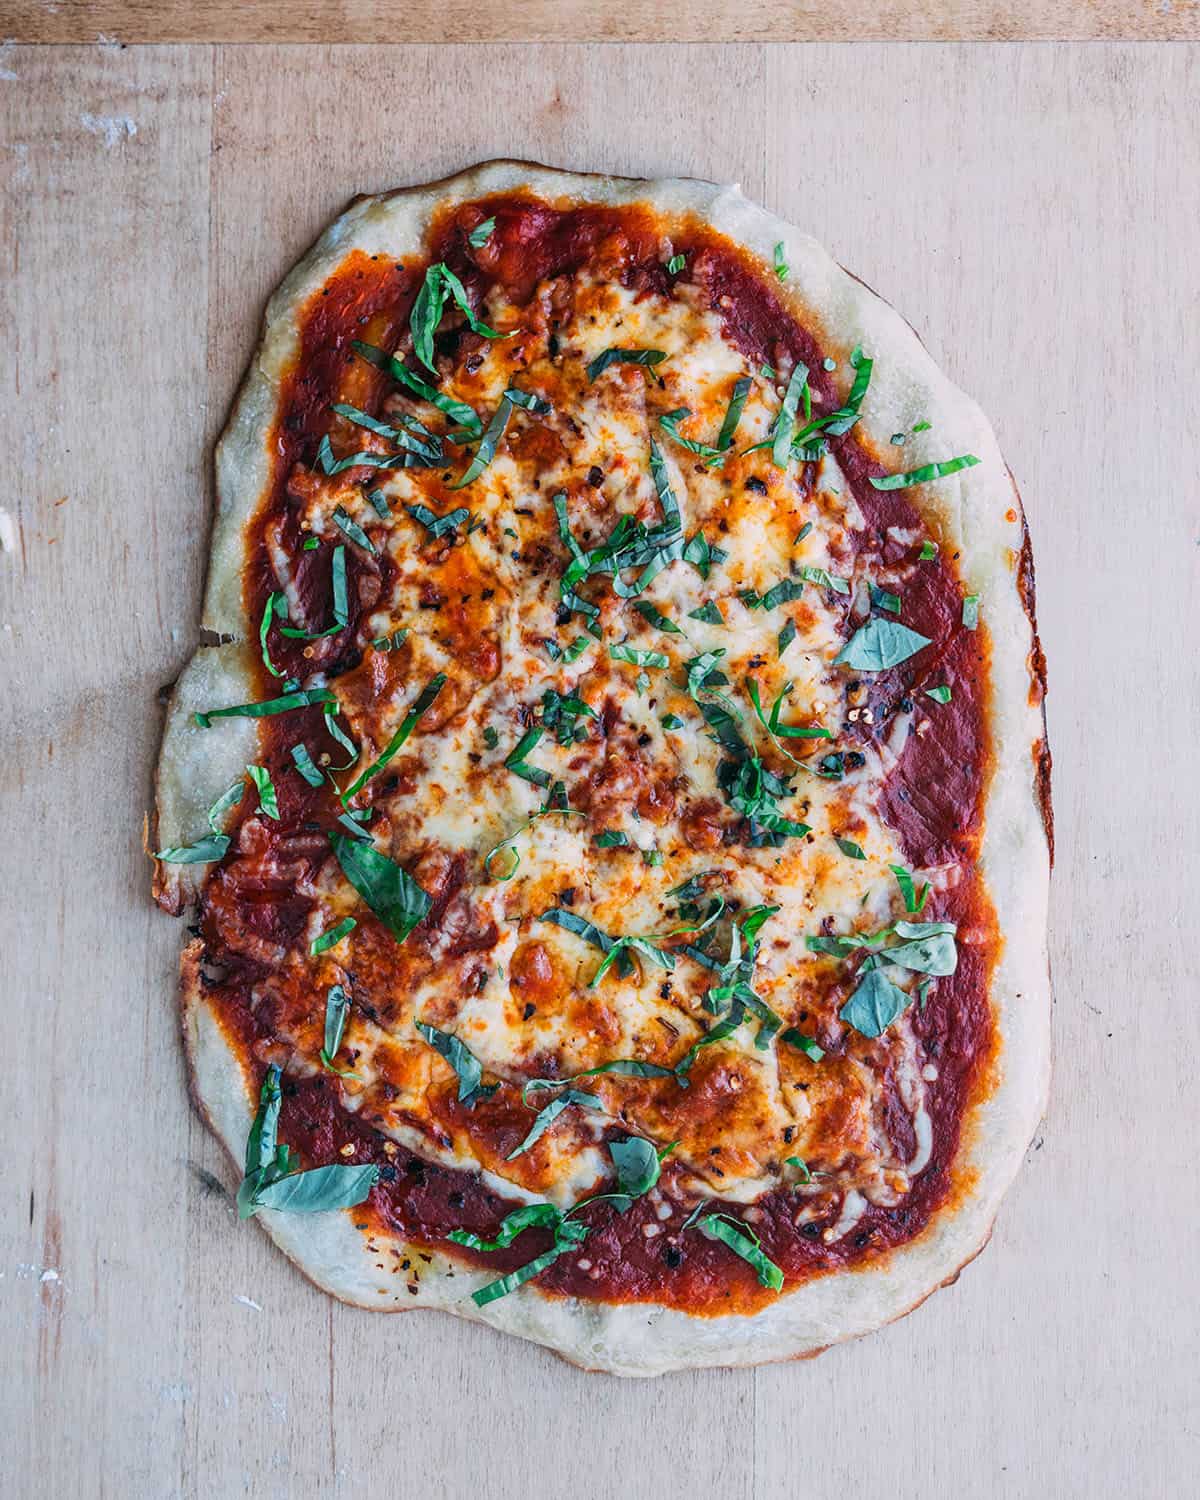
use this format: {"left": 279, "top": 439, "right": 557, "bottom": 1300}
{"left": 160, "top": 161, "right": 1051, "bottom": 1377}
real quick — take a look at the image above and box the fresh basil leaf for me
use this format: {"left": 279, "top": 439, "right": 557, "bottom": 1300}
{"left": 251, "top": 1163, "right": 379, "bottom": 1215}
{"left": 784, "top": 1154, "right": 813, "bottom": 1183}
{"left": 246, "top": 763, "right": 280, "bottom": 821}
{"left": 674, "top": 1008, "right": 744, "bottom": 1079}
{"left": 238, "top": 1064, "right": 284, "bottom": 1217}
{"left": 835, "top": 837, "right": 865, "bottom": 860}
{"left": 194, "top": 686, "right": 333, "bottom": 729}
{"left": 468, "top": 216, "right": 496, "bottom": 249}
{"left": 586, "top": 347, "right": 667, "bottom": 382}
{"left": 155, "top": 778, "right": 244, "bottom": 864}
{"left": 595, "top": 829, "right": 630, "bottom": 848}
{"left": 870, "top": 584, "right": 901, "bottom": 615}
{"left": 609, "top": 1136, "right": 663, "bottom": 1198}
{"left": 310, "top": 915, "right": 356, "bottom": 954}
{"left": 343, "top": 674, "right": 446, "bottom": 799}
{"left": 410, "top": 263, "right": 505, "bottom": 375}
{"left": 697, "top": 1213, "right": 783, "bottom": 1290}
{"left": 919, "top": 539, "right": 938, "bottom": 560}
{"left": 870, "top": 454, "right": 981, "bottom": 490}
{"left": 351, "top": 340, "right": 482, "bottom": 438}
{"left": 661, "top": 713, "right": 685, "bottom": 730}
{"left": 468, "top": 1233, "right": 584, "bottom": 1308}
{"left": 329, "top": 834, "right": 430, "bottom": 945}
{"left": 925, "top": 684, "right": 952, "bottom": 704}
{"left": 834, "top": 617, "right": 931, "bottom": 672}
{"left": 773, "top": 241, "right": 789, "bottom": 281}
{"left": 538, "top": 907, "right": 635, "bottom": 979}
{"left": 416, "top": 1021, "right": 494, "bottom": 1104}
{"left": 840, "top": 967, "right": 912, "bottom": 1037}
{"left": 962, "top": 594, "right": 980, "bottom": 630}
{"left": 507, "top": 1088, "right": 604, "bottom": 1159}
{"left": 504, "top": 726, "right": 552, "bottom": 788}
{"left": 816, "top": 346, "right": 873, "bottom": 439}
{"left": 688, "top": 601, "right": 724, "bottom": 625}
{"left": 302, "top": 536, "right": 320, "bottom": 551}
{"left": 778, "top": 618, "right": 797, "bottom": 655}
{"left": 793, "top": 521, "right": 813, "bottom": 544}
{"left": 666, "top": 252, "right": 685, "bottom": 274}
{"left": 881, "top": 930, "right": 958, "bottom": 976}
{"left": 451, "top": 393, "right": 515, "bottom": 489}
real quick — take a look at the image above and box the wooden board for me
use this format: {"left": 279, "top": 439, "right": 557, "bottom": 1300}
{"left": 2, "top": 39, "right": 1198, "bottom": 1500}
{"left": 3, "top": 0, "right": 1199, "bottom": 43}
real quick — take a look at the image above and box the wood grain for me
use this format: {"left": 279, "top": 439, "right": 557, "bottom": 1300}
{"left": 2, "top": 38, "right": 1198, "bottom": 1500}
{"left": 1, "top": 0, "right": 1198, "bottom": 43}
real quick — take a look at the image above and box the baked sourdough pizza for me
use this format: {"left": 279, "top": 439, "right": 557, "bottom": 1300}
{"left": 153, "top": 162, "right": 1051, "bottom": 1376}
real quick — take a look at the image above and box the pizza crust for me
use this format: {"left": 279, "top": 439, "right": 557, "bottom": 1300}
{"left": 161, "top": 161, "right": 1051, "bottom": 1376}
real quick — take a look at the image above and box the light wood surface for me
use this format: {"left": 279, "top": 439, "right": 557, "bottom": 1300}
{"left": 2, "top": 0, "right": 1198, "bottom": 43}
{"left": 2, "top": 39, "right": 1198, "bottom": 1500}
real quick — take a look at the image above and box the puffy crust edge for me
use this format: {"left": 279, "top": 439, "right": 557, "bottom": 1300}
{"left": 162, "top": 160, "right": 1051, "bottom": 1376}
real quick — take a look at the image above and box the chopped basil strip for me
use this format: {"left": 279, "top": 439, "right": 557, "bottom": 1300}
{"left": 351, "top": 340, "right": 482, "bottom": 439}
{"left": 468, "top": 216, "right": 496, "bottom": 249}
{"left": 332, "top": 506, "right": 376, "bottom": 554}
{"left": 343, "top": 674, "right": 446, "bottom": 799}
{"left": 609, "top": 642, "right": 669, "bottom": 670}
{"left": 290, "top": 742, "right": 325, "bottom": 787}
{"left": 595, "top": 829, "right": 630, "bottom": 848}
{"left": 329, "top": 833, "right": 430, "bottom": 945}
{"left": 714, "top": 376, "right": 752, "bottom": 456}
{"left": 319, "top": 984, "right": 358, "bottom": 1076}
{"left": 661, "top": 712, "right": 685, "bottom": 730}
{"left": 415, "top": 1022, "right": 494, "bottom": 1105}
{"left": 659, "top": 408, "right": 722, "bottom": 460}
{"left": 155, "top": 778, "right": 244, "bottom": 864}
{"left": 889, "top": 864, "right": 930, "bottom": 915}
{"left": 259, "top": 591, "right": 287, "bottom": 677}
{"left": 772, "top": 363, "right": 809, "bottom": 469}
{"left": 246, "top": 763, "right": 280, "bottom": 821}
{"left": 310, "top": 915, "right": 356, "bottom": 954}
{"left": 962, "top": 594, "right": 980, "bottom": 629}
{"left": 925, "top": 684, "right": 952, "bottom": 704}
{"left": 797, "top": 565, "right": 850, "bottom": 595}
{"left": 667, "top": 252, "right": 685, "bottom": 274}
{"left": 781, "top": 1028, "right": 825, "bottom": 1062}
{"left": 609, "top": 1136, "right": 665, "bottom": 1199}
{"left": 697, "top": 1213, "right": 784, "bottom": 1290}
{"left": 505, "top": 726, "right": 552, "bottom": 788}
{"left": 195, "top": 686, "right": 333, "bottom": 729}
{"left": 871, "top": 584, "right": 902, "bottom": 615}
{"left": 689, "top": 601, "right": 724, "bottom": 625}
{"left": 834, "top": 617, "right": 931, "bottom": 672}
{"left": 405, "top": 502, "right": 471, "bottom": 539}
{"left": 522, "top": 1059, "right": 675, "bottom": 1104}
{"left": 506, "top": 1088, "right": 604, "bottom": 1159}
{"left": 778, "top": 618, "right": 797, "bottom": 655}
{"left": 410, "top": 261, "right": 505, "bottom": 375}
{"left": 919, "top": 539, "right": 938, "bottom": 560}
{"left": 633, "top": 600, "right": 684, "bottom": 634}
{"left": 785, "top": 1154, "right": 813, "bottom": 1183}
{"left": 870, "top": 454, "right": 981, "bottom": 490}
{"left": 835, "top": 837, "right": 865, "bottom": 860}
{"left": 451, "top": 387, "right": 548, "bottom": 490}
{"left": 773, "top": 241, "right": 789, "bottom": 281}
{"left": 585, "top": 347, "right": 667, "bottom": 382}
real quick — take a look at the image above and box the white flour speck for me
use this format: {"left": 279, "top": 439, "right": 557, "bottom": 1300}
{"left": 80, "top": 113, "right": 138, "bottom": 148}
{"left": 233, "top": 1294, "right": 263, "bottom": 1311}
{"left": 40, "top": 1269, "right": 61, "bottom": 1284}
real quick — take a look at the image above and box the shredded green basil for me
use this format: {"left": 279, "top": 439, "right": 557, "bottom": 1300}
{"left": 246, "top": 764, "right": 280, "bottom": 821}
{"left": 329, "top": 834, "right": 430, "bottom": 945}
{"left": 870, "top": 454, "right": 981, "bottom": 490}
{"left": 195, "top": 686, "right": 334, "bottom": 730}
{"left": 834, "top": 617, "right": 931, "bottom": 672}
{"left": 585, "top": 348, "right": 667, "bottom": 382}
{"left": 155, "top": 779, "right": 244, "bottom": 864}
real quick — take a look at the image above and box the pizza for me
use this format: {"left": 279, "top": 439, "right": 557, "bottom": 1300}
{"left": 152, "top": 162, "right": 1051, "bottom": 1376}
